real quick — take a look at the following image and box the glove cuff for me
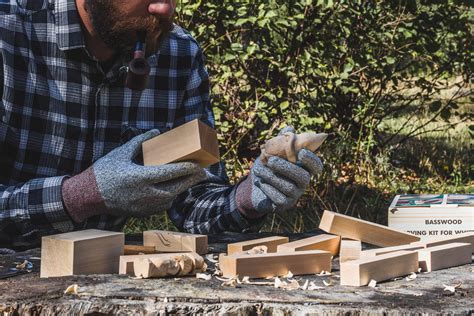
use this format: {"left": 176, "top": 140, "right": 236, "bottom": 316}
{"left": 235, "top": 175, "right": 266, "bottom": 219}
{"left": 62, "top": 167, "right": 108, "bottom": 223}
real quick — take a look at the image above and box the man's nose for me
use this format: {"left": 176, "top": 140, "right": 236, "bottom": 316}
{"left": 148, "top": 0, "right": 176, "bottom": 17}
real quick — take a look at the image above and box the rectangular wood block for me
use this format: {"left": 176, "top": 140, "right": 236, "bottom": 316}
{"left": 411, "top": 232, "right": 474, "bottom": 253}
{"left": 417, "top": 242, "right": 472, "bottom": 272}
{"left": 227, "top": 236, "right": 289, "bottom": 255}
{"left": 220, "top": 250, "right": 332, "bottom": 278}
{"left": 142, "top": 119, "right": 220, "bottom": 168}
{"left": 143, "top": 230, "right": 208, "bottom": 255}
{"left": 319, "top": 210, "right": 420, "bottom": 247}
{"left": 360, "top": 244, "right": 426, "bottom": 258}
{"left": 339, "top": 238, "right": 362, "bottom": 263}
{"left": 40, "top": 229, "right": 124, "bottom": 278}
{"left": 340, "top": 251, "right": 419, "bottom": 286}
{"left": 119, "top": 252, "right": 203, "bottom": 276}
{"left": 276, "top": 234, "right": 340, "bottom": 256}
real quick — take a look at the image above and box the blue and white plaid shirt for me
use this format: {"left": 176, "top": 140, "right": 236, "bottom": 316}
{"left": 0, "top": 0, "right": 260, "bottom": 248}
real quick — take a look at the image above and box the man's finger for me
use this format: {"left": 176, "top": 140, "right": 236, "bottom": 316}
{"left": 298, "top": 149, "right": 323, "bottom": 176}
{"left": 142, "top": 161, "right": 204, "bottom": 183}
{"left": 266, "top": 156, "right": 310, "bottom": 188}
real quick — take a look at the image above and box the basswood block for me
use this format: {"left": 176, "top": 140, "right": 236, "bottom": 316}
{"left": 411, "top": 232, "right": 474, "bottom": 253}
{"left": 417, "top": 243, "right": 472, "bottom": 272}
{"left": 41, "top": 229, "right": 124, "bottom": 278}
{"left": 144, "top": 230, "right": 208, "bottom": 255}
{"left": 227, "top": 236, "right": 289, "bottom": 255}
{"left": 360, "top": 244, "right": 425, "bottom": 258}
{"left": 124, "top": 245, "right": 157, "bottom": 255}
{"left": 276, "top": 234, "right": 340, "bottom": 256}
{"left": 220, "top": 250, "right": 332, "bottom": 278}
{"left": 339, "top": 238, "right": 362, "bottom": 263}
{"left": 142, "top": 119, "right": 220, "bottom": 168}
{"left": 340, "top": 251, "right": 419, "bottom": 286}
{"left": 119, "top": 252, "right": 203, "bottom": 275}
{"left": 319, "top": 210, "right": 420, "bottom": 247}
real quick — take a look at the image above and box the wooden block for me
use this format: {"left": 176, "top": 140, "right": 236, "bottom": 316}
{"left": 220, "top": 250, "right": 332, "bottom": 278}
{"left": 276, "top": 234, "right": 340, "bottom": 256}
{"left": 142, "top": 119, "right": 220, "bottom": 168}
{"left": 339, "top": 238, "right": 362, "bottom": 263}
{"left": 417, "top": 243, "right": 472, "bottom": 272}
{"left": 40, "top": 229, "right": 124, "bottom": 278}
{"left": 119, "top": 252, "right": 203, "bottom": 275}
{"left": 133, "top": 252, "right": 204, "bottom": 278}
{"left": 227, "top": 236, "right": 289, "bottom": 255}
{"left": 411, "top": 232, "right": 474, "bottom": 253}
{"left": 360, "top": 244, "right": 425, "bottom": 258}
{"left": 340, "top": 251, "right": 419, "bottom": 286}
{"left": 319, "top": 210, "right": 420, "bottom": 247}
{"left": 124, "top": 245, "right": 158, "bottom": 255}
{"left": 143, "top": 230, "right": 208, "bottom": 255}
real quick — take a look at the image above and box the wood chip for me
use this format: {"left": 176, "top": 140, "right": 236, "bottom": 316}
{"left": 308, "top": 281, "right": 324, "bottom": 290}
{"left": 246, "top": 245, "right": 268, "bottom": 255}
{"left": 64, "top": 284, "right": 78, "bottom": 295}
{"left": 301, "top": 280, "right": 309, "bottom": 290}
{"left": 323, "top": 279, "right": 334, "bottom": 287}
{"left": 283, "top": 271, "right": 294, "bottom": 278}
{"left": 316, "top": 271, "right": 332, "bottom": 276}
{"left": 405, "top": 272, "right": 417, "bottom": 281}
{"left": 368, "top": 280, "right": 377, "bottom": 288}
{"left": 196, "top": 273, "right": 212, "bottom": 281}
{"left": 443, "top": 282, "right": 462, "bottom": 293}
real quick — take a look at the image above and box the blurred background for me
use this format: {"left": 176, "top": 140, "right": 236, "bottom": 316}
{"left": 125, "top": 0, "right": 473, "bottom": 233}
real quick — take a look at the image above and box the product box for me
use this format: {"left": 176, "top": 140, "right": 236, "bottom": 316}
{"left": 388, "top": 194, "right": 474, "bottom": 240}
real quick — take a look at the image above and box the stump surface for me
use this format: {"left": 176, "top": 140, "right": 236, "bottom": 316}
{"left": 1, "top": 232, "right": 473, "bottom": 315}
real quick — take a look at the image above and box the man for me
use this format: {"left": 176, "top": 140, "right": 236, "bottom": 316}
{"left": 0, "top": 0, "right": 323, "bottom": 249}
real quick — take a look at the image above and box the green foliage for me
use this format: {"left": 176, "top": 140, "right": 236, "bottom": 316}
{"left": 124, "top": 0, "right": 474, "bottom": 234}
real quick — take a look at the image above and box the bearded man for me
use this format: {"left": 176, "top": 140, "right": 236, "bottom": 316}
{"left": 0, "top": 0, "right": 323, "bottom": 249}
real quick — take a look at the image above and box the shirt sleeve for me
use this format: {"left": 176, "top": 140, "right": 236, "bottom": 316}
{"left": 0, "top": 176, "right": 75, "bottom": 248}
{"left": 167, "top": 45, "right": 265, "bottom": 234}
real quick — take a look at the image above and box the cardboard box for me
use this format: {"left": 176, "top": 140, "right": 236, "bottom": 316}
{"left": 388, "top": 194, "right": 474, "bottom": 240}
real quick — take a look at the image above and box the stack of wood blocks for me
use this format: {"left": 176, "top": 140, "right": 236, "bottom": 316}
{"left": 218, "top": 210, "right": 473, "bottom": 286}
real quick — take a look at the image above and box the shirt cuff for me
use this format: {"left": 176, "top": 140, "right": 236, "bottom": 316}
{"left": 229, "top": 185, "right": 266, "bottom": 233}
{"left": 28, "top": 175, "right": 75, "bottom": 233}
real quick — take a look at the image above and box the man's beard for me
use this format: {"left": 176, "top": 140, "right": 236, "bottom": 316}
{"left": 85, "top": 0, "right": 173, "bottom": 58}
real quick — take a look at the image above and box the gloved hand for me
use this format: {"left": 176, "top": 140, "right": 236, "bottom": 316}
{"left": 62, "top": 130, "right": 206, "bottom": 222}
{"left": 235, "top": 127, "right": 323, "bottom": 217}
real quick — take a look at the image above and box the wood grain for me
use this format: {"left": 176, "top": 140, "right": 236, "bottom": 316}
{"left": 276, "top": 234, "right": 340, "bottom": 255}
{"left": 143, "top": 230, "right": 208, "bottom": 255}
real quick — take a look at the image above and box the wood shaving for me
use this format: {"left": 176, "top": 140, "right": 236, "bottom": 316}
{"left": 196, "top": 273, "right": 212, "bottom": 281}
{"left": 323, "top": 279, "right": 334, "bottom": 287}
{"left": 405, "top": 272, "right": 417, "bottom": 281}
{"left": 246, "top": 246, "right": 268, "bottom": 255}
{"left": 368, "top": 280, "right": 377, "bottom": 288}
{"left": 241, "top": 276, "right": 250, "bottom": 284}
{"left": 283, "top": 271, "right": 293, "bottom": 278}
{"left": 64, "top": 284, "right": 79, "bottom": 295}
{"left": 316, "top": 271, "right": 332, "bottom": 276}
{"left": 301, "top": 280, "right": 309, "bottom": 290}
{"left": 443, "top": 283, "right": 462, "bottom": 293}
{"left": 205, "top": 254, "right": 219, "bottom": 263}
{"left": 15, "top": 260, "right": 33, "bottom": 272}
{"left": 307, "top": 281, "right": 324, "bottom": 290}
{"left": 274, "top": 277, "right": 300, "bottom": 290}
{"left": 221, "top": 278, "right": 238, "bottom": 287}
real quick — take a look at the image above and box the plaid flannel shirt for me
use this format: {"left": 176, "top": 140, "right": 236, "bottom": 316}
{"left": 0, "top": 0, "right": 261, "bottom": 248}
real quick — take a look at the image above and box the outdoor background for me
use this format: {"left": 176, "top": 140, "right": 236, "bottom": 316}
{"left": 125, "top": 0, "right": 473, "bottom": 233}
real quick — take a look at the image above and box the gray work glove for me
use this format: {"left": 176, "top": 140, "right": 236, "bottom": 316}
{"left": 62, "top": 130, "right": 206, "bottom": 222}
{"left": 235, "top": 127, "right": 323, "bottom": 216}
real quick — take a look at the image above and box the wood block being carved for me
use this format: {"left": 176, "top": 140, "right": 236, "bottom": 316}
{"left": 220, "top": 250, "right": 332, "bottom": 278}
{"left": 142, "top": 119, "right": 220, "bottom": 168}
{"left": 339, "top": 238, "right": 362, "bottom": 263}
{"left": 411, "top": 232, "right": 474, "bottom": 253}
{"left": 340, "top": 251, "right": 419, "bottom": 286}
{"left": 133, "top": 253, "right": 205, "bottom": 278}
{"left": 276, "top": 234, "right": 340, "bottom": 256}
{"left": 119, "top": 252, "right": 204, "bottom": 275}
{"left": 319, "top": 210, "right": 420, "bottom": 247}
{"left": 227, "top": 236, "right": 289, "bottom": 255}
{"left": 40, "top": 229, "right": 124, "bottom": 278}
{"left": 417, "top": 243, "right": 472, "bottom": 272}
{"left": 143, "top": 230, "right": 208, "bottom": 255}
{"left": 360, "top": 244, "right": 425, "bottom": 258}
